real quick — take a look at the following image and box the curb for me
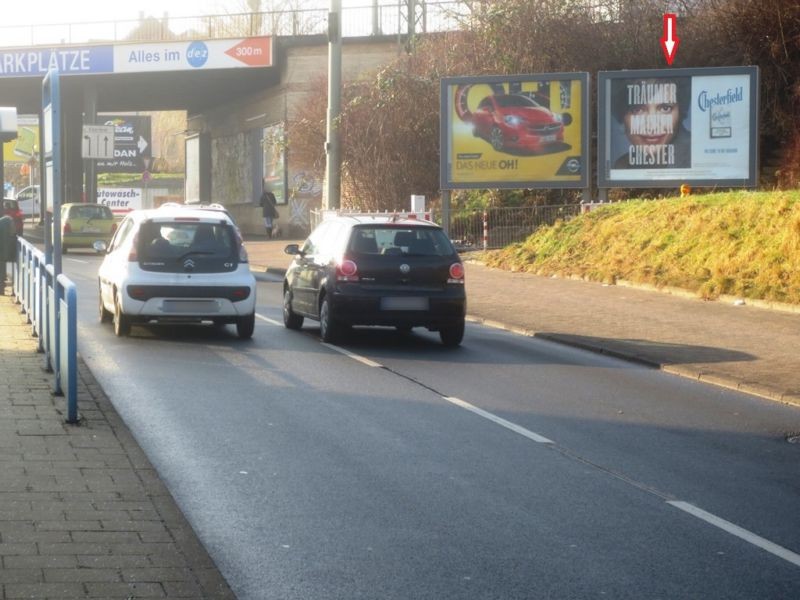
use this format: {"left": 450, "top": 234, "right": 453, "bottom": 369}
{"left": 466, "top": 315, "right": 800, "bottom": 409}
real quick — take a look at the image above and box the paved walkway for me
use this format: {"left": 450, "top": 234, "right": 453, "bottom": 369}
{"left": 0, "top": 291, "right": 234, "bottom": 598}
{"left": 1, "top": 234, "right": 798, "bottom": 597}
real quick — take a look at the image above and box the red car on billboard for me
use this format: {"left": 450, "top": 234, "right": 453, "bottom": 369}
{"left": 470, "top": 93, "right": 564, "bottom": 154}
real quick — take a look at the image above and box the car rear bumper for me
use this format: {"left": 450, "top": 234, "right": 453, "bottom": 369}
{"left": 331, "top": 288, "right": 465, "bottom": 328}
{"left": 63, "top": 232, "right": 112, "bottom": 247}
{"left": 118, "top": 275, "right": 257, "bottom": 320}
{"left": 123, "top": 294, "right": 256, "bottom": 320}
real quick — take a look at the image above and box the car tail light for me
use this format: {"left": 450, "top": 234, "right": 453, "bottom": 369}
{"left": 128, "top": 233, "right": 139, "bottom": 262}
{"left": 111, "top": 222, "right": 118, "bottom": 234}
{"left": 12, "top": 209, "right": 22, "bottom": 219}
{"left": 127, "top": 286, "right": 147, "bottom": 301}
{"left": 231, "top": 287, "right": 250, "bottom": 300}
{"left": 336, "top": 259, "right": 359, "bottom": 282}
{"left": 235, "top": 231, "right": 249, "bottom": 263}
{"left": 63, "top": 222, "right": 72, "bottom": 234}
{"left": 448, "top": 262, "right": 465, "bottom": 284}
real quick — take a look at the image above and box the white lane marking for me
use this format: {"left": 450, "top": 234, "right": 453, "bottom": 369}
{"left": 256, "top": 314, "right": 282, "bottom": 326}
{"left": 443, "top": 396, "right": 554, "bottom": 444}
{"left": 668, "top": 501, "right": 800, "bottom": 568}
{"left": 321, "top": 343, "right": 384, "bottom": 368}
{"left": 65, "top": 257, "right": 89, "bottom": 264}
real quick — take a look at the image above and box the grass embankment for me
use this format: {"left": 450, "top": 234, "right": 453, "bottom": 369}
{"left": 483, "top": 190, "right": 800, "bottom": 305}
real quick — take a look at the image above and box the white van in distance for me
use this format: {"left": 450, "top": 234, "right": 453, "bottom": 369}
{"left": 15, "top": 185, "right": 40, "bottom": 218}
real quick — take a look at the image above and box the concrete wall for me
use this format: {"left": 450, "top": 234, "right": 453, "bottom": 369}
{"left": 188, "top": 36, "right": 401, "bottom": 238}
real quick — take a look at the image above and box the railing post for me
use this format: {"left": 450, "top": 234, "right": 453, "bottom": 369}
{"left": 482, "top": 209, "right": 488, "bottom": 251}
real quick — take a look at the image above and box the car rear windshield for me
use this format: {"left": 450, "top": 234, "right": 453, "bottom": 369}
{"left": 3, "top": 200, "right": 19, "bottom": 211}
{"left": 348, "top": 226, "right": 455, "bottom": 257}
{"left": 69, "top": 205, "right": 113, "bottom": 220}
{"left": 138, "top": 221, "right": 236, "bottom": 260}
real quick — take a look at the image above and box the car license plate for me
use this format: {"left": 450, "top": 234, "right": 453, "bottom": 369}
{"left": 541, "top": 134, "right": 556, "bottom": 143}
{"left": 163, "top": 300, "right": 219, "bottom": 313}
{"left": 82, "top": 226, "right": 101, "bottom": 233}
{"left": 381, "top": 297, "right": 428, "bottom": 311}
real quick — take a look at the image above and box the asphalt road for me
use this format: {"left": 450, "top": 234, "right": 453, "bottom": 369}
{"left": 62, "top": 251, "right": 800, "bottom": 599}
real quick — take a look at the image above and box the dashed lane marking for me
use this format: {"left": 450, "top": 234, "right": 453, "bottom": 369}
{"left": 668, "top": 501, "right": 800, "bottom": 568}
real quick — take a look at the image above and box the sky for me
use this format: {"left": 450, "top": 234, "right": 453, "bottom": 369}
{"left": 4, "top": 1, "right": 237, "bottom": 26}
{"left": 1, "top": 1, "right": 387, "bottom": 47}
{"left": 3, "top": 1, "right": 373, "bottom": 27}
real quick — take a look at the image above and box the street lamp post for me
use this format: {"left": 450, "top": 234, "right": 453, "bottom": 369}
{"left": 323, "top": 0, "right": 342, "bottom": 210}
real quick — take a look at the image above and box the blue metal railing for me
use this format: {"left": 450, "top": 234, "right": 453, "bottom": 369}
{"left": 0, "top": 2, "right": 472, "bottom": 47}
{"left": 13, "top": 237, "right": 78, "bottom": 423}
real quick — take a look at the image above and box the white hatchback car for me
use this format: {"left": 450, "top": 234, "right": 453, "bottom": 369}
{"left": 96, "top": 206, "right": 257, "bottom": 338}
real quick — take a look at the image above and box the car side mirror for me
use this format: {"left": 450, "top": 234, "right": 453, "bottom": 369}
{"left": 284, "top": 244, "right": 303, "bottom": 256}
{"left": 92, "top": 240, "right": 108, "bottom": 254}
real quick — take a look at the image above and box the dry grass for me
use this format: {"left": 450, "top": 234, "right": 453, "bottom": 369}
{"left": 483, "top": 190, "right": 800, "bottom": 304}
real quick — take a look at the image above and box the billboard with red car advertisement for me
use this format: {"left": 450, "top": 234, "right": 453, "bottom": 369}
{"left": 597, "top": 66, "right": 759, "bottom": 188}
{"left": 440, "top": 73, "right": 590, "bottom": 190}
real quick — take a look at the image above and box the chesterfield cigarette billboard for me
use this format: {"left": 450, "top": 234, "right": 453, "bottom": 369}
{"left": 598, "top": 66, "right": 759, "bottom": 188}
{"left": 440, "top": 73, "right": 590, "bottom": 189}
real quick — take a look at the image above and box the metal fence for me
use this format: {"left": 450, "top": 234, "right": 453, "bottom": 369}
{"left": 0, "top": 2, "right": 472, "bottom": 47}
{"left": 445, "top": 204, "right": 583, "bottom": 250}
{"left": 309, "top": 204, "right": 582, "bottom": 250}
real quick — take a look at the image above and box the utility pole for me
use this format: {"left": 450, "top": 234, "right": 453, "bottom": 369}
{"left": 323, "top": 0, "right": 342, "bottom": 210}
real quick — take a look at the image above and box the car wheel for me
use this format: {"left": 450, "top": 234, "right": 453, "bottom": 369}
{"left": 439, "top": 319, "right": 465, "bottom": 347}
{"left": 319, "top": 296, "right": 340, "bottom": 344}
{"left": 98, "top": 285, "right": 112, "bottom": 324}
{"left": 283, "top": 289, "right": 304, "bottom": 330}
{"left": 236, "top": 312, "right": 255, "bottom": 340}
{"left": 62, "top": 246, "right": 68, "bottom": 254}
{"left": 490, "top": 126, "right": 504, "bottom": 151}
{"left": 113, "top": 293, "right": 131, "bottom": 337}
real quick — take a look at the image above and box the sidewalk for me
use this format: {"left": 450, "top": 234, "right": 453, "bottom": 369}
{"left": 245, "top": 236, "right": 800, "bottom": 407}
{"left": 0, "top": 292, "right": 234, "bottom": 598}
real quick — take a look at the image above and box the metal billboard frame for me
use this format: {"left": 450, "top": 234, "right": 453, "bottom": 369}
{"left": 440, "top": 72, "right": 591, "bottom": 190}
{"left": 597, "top": 66, "right": 759, "bottom": 189}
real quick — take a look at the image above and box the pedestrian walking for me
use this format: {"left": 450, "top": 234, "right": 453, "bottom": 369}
{"left": 259, "top": 179, "right": 279, "bottom": 239}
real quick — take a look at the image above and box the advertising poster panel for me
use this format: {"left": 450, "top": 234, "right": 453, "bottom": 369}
{"left": 3, "top": 115, "right": 39, "bottom": 163}
{"left": 598, "top": 66, "right": 759, "bottom": 188}
{"left": 440, "top": 73, "right": 590, "bottom": 190}
{"left": 96, "top": 114, "right": 152, "bottom": 173}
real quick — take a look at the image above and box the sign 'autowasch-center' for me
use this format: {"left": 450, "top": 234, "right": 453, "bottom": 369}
{"left": 0, "top": 37, "right": 272, "bottom": 77}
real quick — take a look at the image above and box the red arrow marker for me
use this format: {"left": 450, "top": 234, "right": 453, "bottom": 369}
{"left": 225, "top": 37, "right": 272, "bottom": 67}
{"left": 660, "top": 13, "right": 680, "bottom": 65}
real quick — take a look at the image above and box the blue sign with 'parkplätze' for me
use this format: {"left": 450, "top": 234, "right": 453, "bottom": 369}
{"left": 0, "top": 46, "right": 113, "bottom": 77}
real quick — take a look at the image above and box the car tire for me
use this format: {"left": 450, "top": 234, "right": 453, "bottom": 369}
{"left": 283, "top": 289, "right": 304, "bottom": 330}
{"left": 98, "top": 285, "right": 112, "bottom": 324}
{"left": 113, "top": 293, "right": 131, "bottom": 337}
{"left": 236, "top": 312, "right": 255, "bottom": 340}
{"left": 439, "top": 319, "right": 465, "bottom": 347}
{"left": 62, "top": 246, "right": 68, "bottom": 254}
{"left": 490, "top": 126, "right": 504, "bottom": 151}
{"left": 319, "top": 296, "right": 340, "bottom": 344}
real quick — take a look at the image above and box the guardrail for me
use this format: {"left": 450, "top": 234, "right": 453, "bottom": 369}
{"left": 13, "top": 237, "right": 78, "bottom": 423}
{"left": 0, "top": 2, "right": 471, "bottom": 47}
